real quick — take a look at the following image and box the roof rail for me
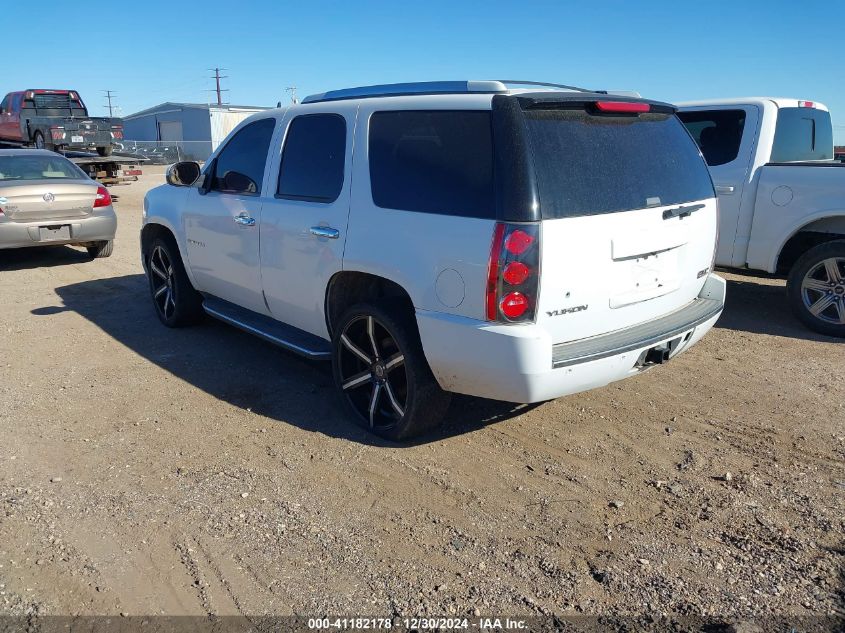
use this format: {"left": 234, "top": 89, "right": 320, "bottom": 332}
{"left": 301, "top": 79, "right": 604, "bottom": 104}
{"left": 302, "top": 81, "right": 509, "bottom": 104}
{"left": 494, "top": 80, "right": 600, "bottom": 94}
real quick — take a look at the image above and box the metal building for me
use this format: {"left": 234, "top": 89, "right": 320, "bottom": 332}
{"left": 122, "top": 102, "right": 270, "bottom": 161}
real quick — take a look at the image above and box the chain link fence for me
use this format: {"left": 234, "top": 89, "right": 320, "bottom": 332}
{"left": 115, "top": 140, "right": 212, "bottom": 164}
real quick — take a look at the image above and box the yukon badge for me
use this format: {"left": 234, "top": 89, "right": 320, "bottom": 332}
{"left": 547, "top": 305, "right": 588, "bottom": 317}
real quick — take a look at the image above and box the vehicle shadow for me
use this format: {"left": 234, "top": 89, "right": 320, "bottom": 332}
{"left": 716, "top": 273, "right": 842, "bottom": 343}
{"left": 48, "top": 274, "right": 533, "bottom": 446}
{"left": 0, "top": 245, "right": 92, "bottom": 271}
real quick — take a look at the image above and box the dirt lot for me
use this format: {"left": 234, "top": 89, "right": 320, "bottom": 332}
{"left": 0, "top": 169, "right": 842, "bottom": 625}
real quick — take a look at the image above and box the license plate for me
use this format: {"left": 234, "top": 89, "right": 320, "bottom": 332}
{"left": 71, "top": 135, "right": 84, "bottom": 143}
{"left": 39, "top": 225, "right": 71, "bottom": 241}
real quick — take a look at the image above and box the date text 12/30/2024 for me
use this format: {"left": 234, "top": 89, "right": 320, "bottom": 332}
{"left": 307, "top": 617, "right": 529, "bottom": 630}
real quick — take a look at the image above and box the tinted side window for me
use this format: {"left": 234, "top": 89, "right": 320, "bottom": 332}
{"left": 277, "top": 114, "right": 346, "bottom": 202}
{"left": 525, "top": 110, "right": 714, "bottom": 218}
{"left": 369, "top": 111, "right": 494, "bottom": 218}
{"left": 678, "top": 110, "right": 746, "bottom": 166}
{"left": 211, "top": 118, "right": 276, "bottom": 195}
{"left": 771, "top": 107, "right": 833, "bottom": 162}
{"left": 0, "top": 96, "right": 8, "bottom": 113}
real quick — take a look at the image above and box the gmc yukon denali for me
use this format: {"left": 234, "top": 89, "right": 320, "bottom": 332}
{"left": 679, "top": 98, "right": 845, "bottom": 337}
{"left": 141, "top": 80, "right": 725, "bottom": 440}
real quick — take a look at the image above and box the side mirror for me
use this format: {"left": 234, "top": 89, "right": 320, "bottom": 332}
{"left": 222, "top": 170, "right": 257, "bottom": 194}
{"left": 166, "top": 161, "right": 201, "bottom": 187}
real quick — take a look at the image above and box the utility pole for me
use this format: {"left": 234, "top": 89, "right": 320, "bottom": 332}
{"left": 209, "top": 68, "right": 229, "bottom": 106}
{"left": 103, "top": 90, "right": 116, "bottom": 117}
{"left": 286, "top": 86, "right": 298, "bottom": 105}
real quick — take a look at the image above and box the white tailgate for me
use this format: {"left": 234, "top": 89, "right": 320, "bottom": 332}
{"left": 537, "top": 198, "right": 718, "bottom": 344}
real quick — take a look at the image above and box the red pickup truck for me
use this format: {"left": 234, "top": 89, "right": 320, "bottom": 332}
{"left": 0, "top": 89, "right": 123, "bottom": 156}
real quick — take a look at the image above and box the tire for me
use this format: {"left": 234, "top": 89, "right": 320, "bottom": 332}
{"left": 86, "top": 240, "right": 113, "bottom": 259}
{"left": 332, "top": 301, "right": 451, "bottom": 441}
{"left": 96, "top": 145, "right": 113, "bottom": 157}
{"left": 33, "top": 131, "right": 54, "bottom": 152}
{"left": 786, "top": 239, "right": 845, "bottom": 337}
{"left": 146, "top": 236, "right": 204, "bottom": 327}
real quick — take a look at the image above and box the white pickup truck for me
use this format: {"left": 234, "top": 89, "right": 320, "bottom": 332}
{"left": 678, "top": 99, "right": 845, "bottom": 337}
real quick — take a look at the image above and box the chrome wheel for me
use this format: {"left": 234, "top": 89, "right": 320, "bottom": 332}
{"left": 801, "top": 256, "right": 845, "bottom": 325}
{"left": 337, "top": 315, "right": 407, "bottom": 430}
{"left": 149, "top": 245, "right": 176, "bottom": 320}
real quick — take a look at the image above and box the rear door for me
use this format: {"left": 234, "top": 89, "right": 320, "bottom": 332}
{"left": 259, "top": 105, "right": 355, "bottom": 338}
{"left": 183, "top": 117, "right": 277, "bottom": 314}
{"left": 678, "top": 106, "right": 760, "bottom": 266}
{"left": 521, "top": 104, "right": 719, "bottom": 344}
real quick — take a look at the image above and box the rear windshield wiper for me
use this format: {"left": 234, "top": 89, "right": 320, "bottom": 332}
{"left": 663, "top": 203, "right": 705, "bottom": 220}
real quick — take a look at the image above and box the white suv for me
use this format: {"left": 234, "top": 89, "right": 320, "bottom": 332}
{"left": 141, "top": 80, "right": 725, "bottom": 440}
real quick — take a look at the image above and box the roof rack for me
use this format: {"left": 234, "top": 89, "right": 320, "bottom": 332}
{"left": 494, "top": 80, "right": 599, "bottom": 94}
{"left": 302, "top": 80, "right": 598, "bottom": 104}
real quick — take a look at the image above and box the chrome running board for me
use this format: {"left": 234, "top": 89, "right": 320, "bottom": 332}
{"left": 203, "top": 296, "right": 332, "bottom": 360}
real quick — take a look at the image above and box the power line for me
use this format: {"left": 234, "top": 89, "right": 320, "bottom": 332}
{"left": 208, "top": 67, "right": 229, "bottom": 106}
{"left": 286, "top": 86, "right": 299, "bottom": 105}
{"left": 103, "top": 90, "right": 116, "bottom": 117}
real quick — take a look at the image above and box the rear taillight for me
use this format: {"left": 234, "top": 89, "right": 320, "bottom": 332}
{"left": 111, "top": 130, "right": 123, "bottom": 139}
{"left": 93, "top": 186, "right": 112, "bottom": 208}
{"left": 50, "top": 126, "right": 65, "bottom": 141}
{"left": 799, "top": 100, "right": 815, "bottom": 108}
{"left": 486, "top": 222, "right": 540, "bottom": 323}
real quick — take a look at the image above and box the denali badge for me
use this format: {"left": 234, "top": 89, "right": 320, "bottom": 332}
{"left": 547, "top": 305, "right": 588, "bottom": 317}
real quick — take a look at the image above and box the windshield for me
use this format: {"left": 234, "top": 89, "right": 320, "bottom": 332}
{"left": 0, "top": 155, "right": 87, "bottom": 181}
{"left": 523, "top": 109, "right": 715, "bottom": 218}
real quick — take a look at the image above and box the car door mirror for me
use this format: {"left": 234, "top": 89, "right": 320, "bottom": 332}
{"left": 222, "top": 170, "right": 257, "bottom": 194}
{"left": 166, "top": 161, "right": 201, "bottom": 187}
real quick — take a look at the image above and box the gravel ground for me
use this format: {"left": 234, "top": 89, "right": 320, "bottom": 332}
{"left": 0, "top": 169, "right": 842, "bottom": 627}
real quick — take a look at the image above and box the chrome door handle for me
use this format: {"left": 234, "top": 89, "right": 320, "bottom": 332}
{"left": 715, "top": 185, "right": 736, "bottom": 195}
{"left": 234, "top": 212, "right": 255, "bottom": 226}
{"left": 310, "top": 226, "right": 340, "bottom": 239}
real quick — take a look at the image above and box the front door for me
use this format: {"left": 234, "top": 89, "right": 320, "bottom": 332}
{"left": 183, "top": 116, "right": 277, "bottom": 314}
{"left": 678, "top": 105, "right": 760, "bottom": 267}
{"left": 259, "top": 107, "right": 356, "bottom": 338}
{"left": 0, "top": 94, "right": 20, "bottom": 141}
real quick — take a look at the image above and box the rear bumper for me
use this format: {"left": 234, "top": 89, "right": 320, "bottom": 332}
{"left": 0, "top": 210, "right": 117, "bottom": 249}
{"left": 416, "top": 274, "right": 726, "bottom": 403}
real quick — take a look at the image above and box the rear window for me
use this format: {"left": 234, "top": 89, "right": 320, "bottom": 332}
{"left": 770, "top": 107, "right": 833, "bottom": 162}
{"left": 0, "top": 155, "right": 85, "bottom": 181}
{"left": 278, "top": 114, "right": 346, "bottom": 202}
{"left": 524, "top": 109, "right": 714, "bottom": 218}
{"left": 368, "top": 110, "right": 494, "bottom": 218}
{"left": 24, "top": 93, "right": 86, "bottom": 115}
{"left": 677, "top": 109, "right": 746, "bottom": 166}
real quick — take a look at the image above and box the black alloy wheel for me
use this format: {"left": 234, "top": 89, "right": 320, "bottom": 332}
{"left": 332, "top": 303, "right": 450, "bottom": 440}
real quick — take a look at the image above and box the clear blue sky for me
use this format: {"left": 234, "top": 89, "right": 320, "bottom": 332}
{"left": 5, "top": 0, "right": 844, "bottom": 143}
